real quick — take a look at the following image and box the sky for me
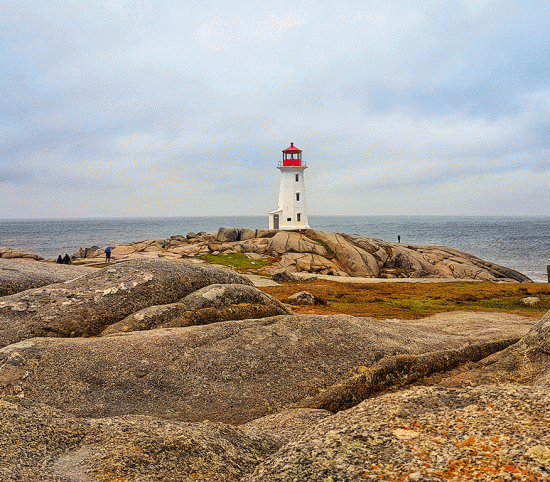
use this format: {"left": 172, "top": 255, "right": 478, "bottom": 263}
{"left": 1, "top": 0, "right": 549, "bottom": 218}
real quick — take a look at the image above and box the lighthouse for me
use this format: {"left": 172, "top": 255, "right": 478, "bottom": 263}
{"left": 268, "top": 142, "right": 310, "bottom": 230}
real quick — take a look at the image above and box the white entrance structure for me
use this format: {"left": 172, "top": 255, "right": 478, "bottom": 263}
{"left": 268, "top": 142, "right": 310, "bottom": 230}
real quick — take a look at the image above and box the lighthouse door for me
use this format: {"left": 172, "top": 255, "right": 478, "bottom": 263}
{"left": 273, "top": 214, "right": 279, "bottom": 230}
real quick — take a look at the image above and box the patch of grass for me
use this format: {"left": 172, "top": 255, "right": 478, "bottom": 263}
{"left": 261, "top": 281, "right": 550, "bottom": 319}
{"left": 199, "top": 252, "right": 269, "bottom": 271}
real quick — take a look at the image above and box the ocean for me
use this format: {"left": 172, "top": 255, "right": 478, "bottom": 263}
{"left": 1, "top": 216, "right": 549, "bottom": 282}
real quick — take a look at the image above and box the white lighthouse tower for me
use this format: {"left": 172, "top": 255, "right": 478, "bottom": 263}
{"left": 268, "top": 142, "right": 310, "bottom": 230}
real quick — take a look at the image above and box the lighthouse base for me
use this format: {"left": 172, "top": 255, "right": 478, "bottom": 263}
{"left": 269, "top": 209, "right": 310, "bottom": 230}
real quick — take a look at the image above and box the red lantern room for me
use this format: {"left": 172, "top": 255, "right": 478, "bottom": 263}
{"left": 282, "top": 142, "right": 302, "bottom": 166}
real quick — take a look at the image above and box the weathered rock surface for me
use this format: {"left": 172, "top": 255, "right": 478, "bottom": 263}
{"left": 100, "top": 283, "right": 292, "bottom": 335}
{"left": 0, "top": 258, "right": 96, "bottom": 296}
{"left": 287, "top": 290, "right": 315, "bottom": 305}
{"left": 240, "top": 408, "right": 332, "bottom": 444}
{"left": 0, "top": 259, "right": 251, "bottom": 348}
{"left": 216, "top": 226, "right": 241, "bottom": 242}
{"left": 437, "top": 309, "right": 550, "bottom": 389}
{"left": 0, "top": 312, "right": 534, "bottom": 424}
{"left": 0, "top": 248, "right": 44, "bottom": 260}
{"left": 270, "top": 269, "right": 298, "bottom": 282}
{"left": 0, "top": 402, "right": 281, "bottom": 482}
{"left": 244, "top": 385, "right": 550, "bottom": 481}
{"left": 4, "top": 385, "right": 550, "bottom": 481}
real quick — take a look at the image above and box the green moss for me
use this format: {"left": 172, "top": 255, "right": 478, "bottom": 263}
{"left": 199, "top": 253, "right": 269, "bottom": 270}
{"left": 316, "top": 240, "right": 335, "bottom": 259}
{"left": 305, "top": 235, "right": 335, "bottom": 259}
{"left": 20, "top": 358, "right": 39, "bottom": 371}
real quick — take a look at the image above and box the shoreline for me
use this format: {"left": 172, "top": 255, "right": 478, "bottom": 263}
{"left": 0, "top": 227, "right": 536, "bottom": 284}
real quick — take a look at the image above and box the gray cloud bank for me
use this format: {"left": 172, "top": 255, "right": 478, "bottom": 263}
{"left": 1, "top": 0, "right": 549, "bottom": 218}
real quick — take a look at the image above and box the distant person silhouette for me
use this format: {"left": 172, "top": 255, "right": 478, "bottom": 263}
{"left": 398, "top": 235, "right": 401, "bottom": 243}
{"left": 62, "top": 254, "right": 71, "bottom": 264}
{"left": 162, "top": 240, "right": 166, "bottom": 251}
{"left": 56, "top": 255, "right": 63, "bottom": 264}
{"left": 105, "top": 246, "right": 112, "bottom": 263}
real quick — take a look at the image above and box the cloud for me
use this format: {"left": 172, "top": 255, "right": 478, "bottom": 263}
{"left": 0, "top": 0, "right": 549, "bottom": 217}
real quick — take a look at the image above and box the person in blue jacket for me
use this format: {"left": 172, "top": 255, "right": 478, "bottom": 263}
{"left": 105, "top": 246, "right": 112, "bottom": 263}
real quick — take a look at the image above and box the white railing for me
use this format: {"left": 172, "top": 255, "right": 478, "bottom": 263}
{"left": 278, "top": 160, "right": 307, "bottom": 167}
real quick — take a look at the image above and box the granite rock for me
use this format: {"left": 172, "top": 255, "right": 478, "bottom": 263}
{"left": 244, "top": 385, "right": 550, "bottom": 481}
{"left": 100, "top": 283, "right": 292, "bottom": 335}
{"left": 0, "top": 259, "right": 251, "bottom": 348}
{"left": 0, "top": 312, "right": 532, "bottom": 424}
{"left": 0, "top": 258, "right": 95, "bottom": 296}
{"left": 0, "top": 402, "right": 281, "bottom": 482}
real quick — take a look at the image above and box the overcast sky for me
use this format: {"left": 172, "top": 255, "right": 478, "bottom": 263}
{"left": 1, "top": 0, "right": 549, "bottom": 218}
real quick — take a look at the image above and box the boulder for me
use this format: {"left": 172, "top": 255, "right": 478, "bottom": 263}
{"left": 217, "top": 227, "right": 240, "bottom": 242}
{"left": 240, "top": 228, "right": 258, "bottom": 241}
{"left": 0, "top": 312, "right": 531, "bottom": 424}
{"left": 409, "top": 269, "right": 431, "bottom": 278}
{"left": 244, "top": 385, "right": 550, "bottom": 481}
{"left": 522, "top": 296, "right": 541, "bottom": 305}
{"left": 255, "top": 229, "right": 277, "bottom": 238}
{"left": 0, "top": 259, "right": 252, "bottom": 348}
{"left": 270, "top": 270, "right": 297, "bottom": 282}
{"left": 0, "top": 259, "right": 96, "bottom": 297}
{"left": 100, "top": 284, "right": 292, "bottom": 335}
{"left": 270, "top": 253, "right": 344, "bottom": 275}
{"left": 288, "top": 291, "right": 315, "bottom": 305}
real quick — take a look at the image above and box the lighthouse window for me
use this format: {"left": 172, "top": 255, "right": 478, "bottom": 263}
{"left": 297, "top": 213, "right": 301, "bottom": 222}
{"left": 287, "top": 217, "right": 292, "bottom": 221}
{"left": 295, "top": 174, "right": 299, "bottom": 182}
{"left": 296, "top": 193, "right": 300, "bottom": 201}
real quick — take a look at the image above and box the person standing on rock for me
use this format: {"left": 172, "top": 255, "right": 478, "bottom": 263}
{"left": 162, "top": 240, "right": 166, "bottom": 251}
{"left": 105, "top": 246, "right": 112, "bottom": 263}
{"left": 398, "top": 235, "right": 401, "bottom": 243}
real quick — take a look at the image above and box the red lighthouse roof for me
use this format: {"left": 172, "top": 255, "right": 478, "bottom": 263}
{"left": 282, "top": 142, "right": 303, "bottom": 166}
{"left": 283, "top": 142, "right": 302, "bottom": 153}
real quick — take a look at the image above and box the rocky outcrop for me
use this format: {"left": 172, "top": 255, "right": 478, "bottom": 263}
{"left": 0, "top": 259, "right": 251, "bottom": 348}
{"left": 68, "top": 228, "right": 530, "bottom": 282}
{"left": 0, "top": 312, "right": 533, "bottom": 424}
{"left": 100, "top": 283, "right": 292, "bottom": 335}
{"left": 437, "top": 309, "right": 550, "bottom": 388}
{"left": 295, "top": 338, "right": 518, "bottom": 413}
{"left": 0, "top": 402, "right": 282, "bottom": 482}
{"left": 4, "top": 385, "right": 550, "bottom": 482}
{"left": 244, "top": 385, "right": 550, "bottom": 481}
{"left": 0, "top": 258, "right": 96, "bottom": 296}
{"left": 3, "top": 380, "right": 550, "bottom": 481}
